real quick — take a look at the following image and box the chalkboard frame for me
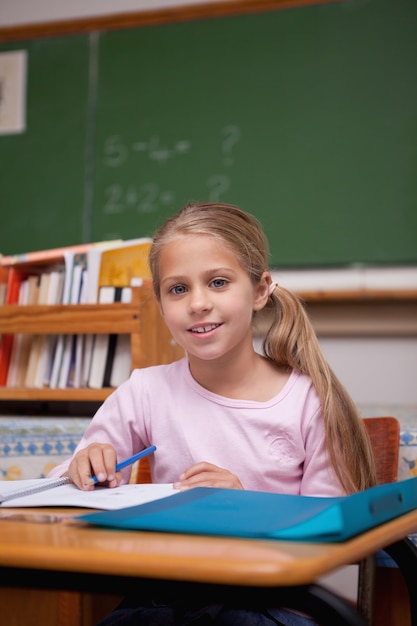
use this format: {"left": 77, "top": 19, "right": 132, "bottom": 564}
{"left": 0, "top": 1, "right": 335, "bottom": 42}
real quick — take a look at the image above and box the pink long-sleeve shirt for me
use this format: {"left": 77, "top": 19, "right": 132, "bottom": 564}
{"left": 49, "top": 357, "right": 343, "bottom": 496}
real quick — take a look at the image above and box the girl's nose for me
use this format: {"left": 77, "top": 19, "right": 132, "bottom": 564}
{"left": 188, "top": 288, "right": 213, "bottom": 313}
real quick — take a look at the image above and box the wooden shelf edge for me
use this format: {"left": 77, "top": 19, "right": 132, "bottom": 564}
{"left": 0, "top": 387, "right": 114, "bottom": 401}
{"left": 0, "top": 285, "right": 153, "bottom": 334}
{"left": 0, "top": 301, "right": 141, "bottom": 334}
{"left": 296, "top": 289, "right": 417, "bottom": 302}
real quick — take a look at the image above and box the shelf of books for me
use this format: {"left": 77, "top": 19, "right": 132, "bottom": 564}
{"left": 0, "top": 240, "right": 184, "bottom": 402}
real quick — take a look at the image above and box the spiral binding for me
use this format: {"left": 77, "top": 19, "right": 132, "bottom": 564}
{"left": 0, "top": 476, "right": 70, "bottom": 504}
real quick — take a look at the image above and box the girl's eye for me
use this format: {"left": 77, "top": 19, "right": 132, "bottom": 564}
{"left": 171, "top": 284, "right": 187, "bottom": 295}
{"left": 210, "top": 278, "right": 228, "bottom": 288}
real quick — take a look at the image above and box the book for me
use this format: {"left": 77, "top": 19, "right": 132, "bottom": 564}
{"left": 5, "top": 275, "right": 41, "bottom": 387}
{"left": 0, "top": 265, "right": 8, "bottom": 305}
{"left": 85, "top": 238, "right": 152, "bottom": 305}
{"left": 56, "top": 256, "right": 87, "bottom": 389}
{"left": 80, "top": 239, "right": 137, "bottom": 387}
{"left": 49, "top": 253, "right": 79, "bottom": 388}
{"left": 109, "top": 286, "right": 133, "bottom": 387}
{"left": 87, "top": 286, "right": 118, "bottom": 389}
{"left": 0, "top": 479, "right": 175, "bottom": 510}
{"left": 12, "top": 275, "right": 41, "bottom": 387}
{"left": 72, "top": 268, "right": 88, "bottom": 388}
{"left": 78, "top": 478, "right": 417, "bottom": 543}
{"left": 2, "top": 245, "right": 87, "bottom": 387}
{"left": 5, "top": 278, "right": 30, "bottom": 387}
{"left": 102, "top": 286, "right": 123, "bottom": 387}
{"left": 48, "top": 250, "right": 78, "bottom": 389}
{"left": 1, "top": 241, "right": 123, "bottom": 389}
{"left": 0, "top": 267, "right": 34, "bottom": 385}
{"left": 98, "top": 238, "right": 152, "bottom": 289}
{"left": 84, "top": 239, "right": 152, "bottom": 388}
{"left": 0, "top": 283, "right": 7, "bottom": 306}
{"left": 33, "top": 270, "right": 65, "bottom": 388}
{"left": 24, "top": 272, "right": 53, "bottom": 388}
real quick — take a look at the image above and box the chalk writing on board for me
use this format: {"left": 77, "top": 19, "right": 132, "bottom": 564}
{"left": 103, "top": 135, "right": 191, "bottom": 167}
{"left": 103, "top": 136, "right": 128, "bottom": 167}
{"left": 222, "top": 125, "right": 241, "bottom": 166}
{"left": 207, "top": 175, "right": 230, "bottom": 201}
{"left": 103, "top": 183, "right": 175, "bottom": 214}
{"left": 103, "top": 126, "right": 241, "bottom": 168}
{"left": 101, "top": 124, "right": 240, "bottom": 212}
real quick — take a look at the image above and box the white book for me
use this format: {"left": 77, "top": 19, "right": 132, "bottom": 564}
{"left": 109, "top": 286, "right": 133, "bottom": 388}
{"left": 60, "top": 250, "right": 76, "bottom": 305}
{"left": 13, "top": 274, "right": 40, "bottom": 387}
{"left": 0, "top": 283, "right": 7, "bottom": 305}
{"left": 57, "top": 264, "right": 85, "bottom": 389}
{"left": 24, "top": 272, "right": 51, "bottom": 387}
{"left": 33, "top": 270, "right": 65, "bottom": 388}
{"left": 87, "top": 286, "right": 116, "bottom": 389}
{"left": 49, "top": 252, "right": 76, "bottom": 389}
{"left": 6, "top": 279, "right": 29, "bottom": 387}
{"left": 73, "top": 268, "right": 88, "bottom": 388}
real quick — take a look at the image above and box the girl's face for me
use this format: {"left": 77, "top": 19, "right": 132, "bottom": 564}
{"left": 157, "top": 234, "right": 270, "bottom": 364}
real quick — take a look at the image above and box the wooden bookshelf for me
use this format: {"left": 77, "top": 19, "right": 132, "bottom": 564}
{"left": 0, "top": 284, "right": 184, "bottom": 402}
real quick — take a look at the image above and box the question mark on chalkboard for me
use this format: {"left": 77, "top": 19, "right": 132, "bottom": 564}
{"left": 222, "top": 125, "right": 241, "bottom": 166}
{"left": 207, "top": 175, "right": 230, "bottom": 201}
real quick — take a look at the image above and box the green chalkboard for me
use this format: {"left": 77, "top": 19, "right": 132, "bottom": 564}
{"left": 1, "top": 0, "right": 416, "bottom": 266}
{"left": 0, "top": 35, "right": 90, "bottom": 253}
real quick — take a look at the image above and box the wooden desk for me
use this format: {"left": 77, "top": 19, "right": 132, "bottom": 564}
{"left": 1, "top": 507, "right": 417, "bottom": 626}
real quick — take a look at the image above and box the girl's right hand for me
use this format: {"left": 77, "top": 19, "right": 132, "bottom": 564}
{"left": 68, "top": 443, "right": 120, "bottom": 490}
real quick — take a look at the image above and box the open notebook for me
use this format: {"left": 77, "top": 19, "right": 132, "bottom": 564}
{"left": 0, "top": 478, "right": 175, "bottom": 510}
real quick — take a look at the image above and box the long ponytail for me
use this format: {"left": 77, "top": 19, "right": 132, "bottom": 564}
{"left": 263, "top": 285, "right": 377, "bottom": 493}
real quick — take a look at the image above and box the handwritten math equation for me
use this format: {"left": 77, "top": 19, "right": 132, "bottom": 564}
{"left": 101, "top": 125, "right": 241, "bottom": 215}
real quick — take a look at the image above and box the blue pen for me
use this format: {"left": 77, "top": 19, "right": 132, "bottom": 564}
{"left": 92, "top": 445, "right": 157, "bottom": 484}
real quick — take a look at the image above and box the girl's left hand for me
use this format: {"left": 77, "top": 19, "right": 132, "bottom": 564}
{"left": 174, "top": 462, "right": 244, "bottom": 490}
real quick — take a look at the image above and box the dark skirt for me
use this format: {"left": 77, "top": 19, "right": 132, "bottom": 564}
{"left": 97, "top": 594, "right": 316, "bottom": 626}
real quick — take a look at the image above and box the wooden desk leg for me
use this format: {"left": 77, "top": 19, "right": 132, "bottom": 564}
{"left": 384, "top": 538, "right": 417, "bottom": 626}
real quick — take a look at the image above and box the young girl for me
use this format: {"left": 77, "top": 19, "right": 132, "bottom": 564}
{"left": 49, "top": 202, "right": 376, "bottom": 625}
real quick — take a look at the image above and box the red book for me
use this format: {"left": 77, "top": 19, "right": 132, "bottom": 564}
{"left": 0, "top": 267, "right": 30, "bottom": 385}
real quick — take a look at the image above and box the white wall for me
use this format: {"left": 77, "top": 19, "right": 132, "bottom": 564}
{"left": 320, "top": 337, "right": 417, "bottom": 406}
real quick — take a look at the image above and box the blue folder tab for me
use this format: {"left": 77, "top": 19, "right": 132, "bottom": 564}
{"left": 78, "top": 477, "right": 417, "bottom": 542}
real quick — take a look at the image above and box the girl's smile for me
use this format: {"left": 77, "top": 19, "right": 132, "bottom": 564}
{"left": 188, "top": 323, "right": 223, "bottom": 334}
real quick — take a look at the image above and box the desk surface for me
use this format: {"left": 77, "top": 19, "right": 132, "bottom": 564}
{"left": 1, "top": 507, "right": 417, "bottom": 588}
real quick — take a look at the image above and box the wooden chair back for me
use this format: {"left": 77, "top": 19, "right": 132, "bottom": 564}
{"left": 358, "top": 416, "right": 401, "bottom": 624}
{"left": 135, "top": 455, "right": 152, "bottom": 483}
{"left": 363, "top": 416, "right": 400, "bottom": 485}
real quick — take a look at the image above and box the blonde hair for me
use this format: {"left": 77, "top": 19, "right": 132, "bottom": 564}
{"left": 150, "top": 202, "right": 376, "bottom": 493}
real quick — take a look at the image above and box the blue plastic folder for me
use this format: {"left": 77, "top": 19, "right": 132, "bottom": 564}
{"left": 78, "top": 477, "right": 417, "bottom": 542}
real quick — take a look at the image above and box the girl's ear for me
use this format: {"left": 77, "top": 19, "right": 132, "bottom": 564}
{"left": 253, "top": 272, "right": 272, "bottom": 311}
